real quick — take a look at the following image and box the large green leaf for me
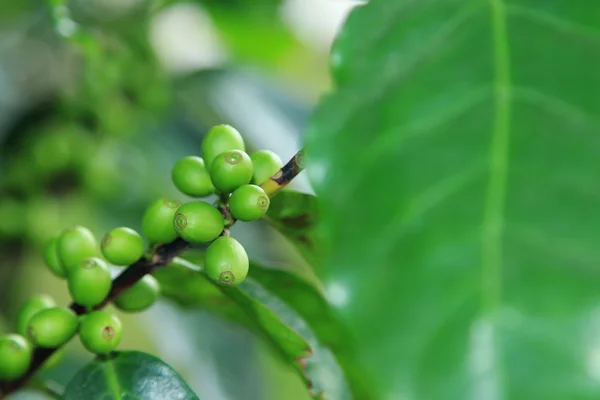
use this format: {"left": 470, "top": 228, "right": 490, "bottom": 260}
{"left": 264, "top": 190, "right": 322, "bottom": 269}
{"left": 306, "top": 1, "right": 600, "bottom": 399}
{"left": 62, "top": 351, "right": 198, "bottom": 400}
{"left": 155, "top": 259, "right": 351, "bottom": 399}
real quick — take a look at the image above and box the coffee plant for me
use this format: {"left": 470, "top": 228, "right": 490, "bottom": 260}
{"left": 1, "top": 0, "right": 599, "bottom": 399}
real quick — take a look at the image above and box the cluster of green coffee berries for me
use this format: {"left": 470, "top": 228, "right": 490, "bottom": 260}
{"left": 164, "top": 124, "right": 281, "bottom": 285}
{"left": 0, "top": 224, "right": 157, "bottom": 381}
{"left": 0, "top": 124, "right": 283, "bottom": 382}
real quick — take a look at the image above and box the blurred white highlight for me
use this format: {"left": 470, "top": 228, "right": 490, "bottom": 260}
{"left": 150, "top": 3, "right": 227, "bottom": 74}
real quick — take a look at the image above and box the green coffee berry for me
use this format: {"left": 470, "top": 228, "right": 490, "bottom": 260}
{"left": 210, "top": 150, "right": 253, "bottom": 193}
{"left": 57, "top": 226, "right": 98, "bottom": 273}
{"left": 229, "top": 184, "right": 270, "bottom": 221}
{"left": 201, "top": 124, "right": 245, "bottom": 169}
{"left": 250, "top": 150, "right": 282, "bottom": 185}
{"left": 68, "top": 257, "right": 112, "bottom": 307}
{"left": 171, "top": 156, "right": 215, "bottom": 197}
{"left": 142, "top": 198, "right": 181, "bottom": 245}
{"left": 43, "top": 237, "right": 66, "bottom": 278}
{"left": 78, "top": 311, "right": 122, "bottom": 354}
{"left": 16, "top": 294, "right": 56, "bottom": 337}
{"left": 205, "top": 236, "right": 249, "bottom": 287}
{"left": 0, "top": 334, "right": 33, "bottom": 381}
{"left": 114, "top": 275, "right": 160, "bottom": 312}
{"left": 27, "top": 307, "right": 78, "bottom": 348}
{"left": 174, "top": 201, "right": 224, "bottom": 244}
{"left": 101, "top": 227, "right": 145, "bottom": 266}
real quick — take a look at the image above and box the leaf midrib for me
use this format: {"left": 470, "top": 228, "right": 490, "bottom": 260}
{"left": 479, "top": 0, "right": 511, "bottom": 392}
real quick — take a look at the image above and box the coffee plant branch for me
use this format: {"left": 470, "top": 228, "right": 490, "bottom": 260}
{"left": 0, "top": 149, "right": 305, "bottom": 399}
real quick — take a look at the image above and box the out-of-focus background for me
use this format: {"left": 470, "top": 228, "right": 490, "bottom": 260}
{"left": 0, "top": 1, "right": 359, "bottom": 398}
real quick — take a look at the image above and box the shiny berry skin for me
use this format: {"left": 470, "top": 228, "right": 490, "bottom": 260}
{"left": 68, "top": 257, "right": 112, "bottom": 307}
{"left": 114, "top": 275, "right": 160, "bottom": 312}
{"left": 209, "top": 150, "right": 253, "bottom": 193}
{"left": 78, "top": 311, "right": 122, "bottom": 354}
{"left": 16, "top": 295, "right": 56, "bottom": 337}
{"left": 57, "top": 226, "right": 98, "bottom": 273}
{"left": 201, "top": 124, "right": 245, "bottom": 170}
{"left": 142, "top": 198, "right": 181, "bottom": 245}
{"left": 229, "top": 184, "right": 270, "bottom": 222}
{"left": 27, "top": 307, "right": 78, "bottom": 348}
{"left": 204, "top": 237, "right": 248, "bottom": 287}
{"left": 174, "top": 201, "right": 224, "bottom": 244}
{"left": 101, "top": 227, "right": 145, "bottom": 266}
{"left": 43, "top": 237, "right": 66, "bottom": 278}
{"left": 250, "top": 150, "right": 282, "bottom": 185}
{"left": 171, "top": 156, "right": 215, "bottom": 197}
{"left": 0, "top": 334, "right": 33, "bottom": 381}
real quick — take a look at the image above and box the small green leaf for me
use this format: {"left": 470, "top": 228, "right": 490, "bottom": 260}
{"left": 156, "top": 261, "right": 351, "bottom": 399}
{"left": 62, "top": 351, "right": 198, "bottom": 400}
{"left": 250, "top": 266, "right": 370, "bottom": 400}
{"left": 264, "top": 190, "right": 322, "bottom": 269}
{"left": 306, "top": 0, "right": 600, "bottom": 399}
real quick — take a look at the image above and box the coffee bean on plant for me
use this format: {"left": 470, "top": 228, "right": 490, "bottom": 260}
{"left": 78, "top": 311, "right": 122, "bottom": 354}
{"left": 171, "top": 156, "right": 215, "bottom": 197}
{"left": 114, "top": 275, "right": 160, "bottom": 312}
{"left": 43, "top": 237, "right": 66, "bottom": 278}
{"left": 173, "top": 201, "right": 224, "bottom": 244}
{"left": 210, "top": 150, "right": 253, "bottom": 193}
{"left": 68, "top": 257, "right": 112, "bottom": 307}
{"left": 229, "top": 184, "right": 270, "bottom": 221}
{"left": 27, "top": 307, "right": 78, "bottom": 348}
{"left": 16, "top": 295, "right": 56, "bottom": 337}
{"left": 101, "top": 227, "right": 145, "bottom": 266}
{"left": 57, "top": 226, "right": 98, "bottom": 273}
{"left": 204, "top": 236, "right": 249, "bottom": 287}
{"left": 250, "top": 150, "right": 282, "bottom": 185}
{"left": 142, "top": 198, "right": 181, "bottom": 245}
{"left": 201, "top": 124, "right": 245, "bottom": 169}
{"left": 0, "top": 334, "right": 33, "bottom": 381}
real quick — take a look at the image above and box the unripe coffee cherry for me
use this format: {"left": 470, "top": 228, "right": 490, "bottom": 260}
{"left": 142, "top": 198, "right": 181, "bottom": 245}
{"left": 16, "top": 295, "right": 56, "bottom": 337}
{"left": 78, "top": 311, "right": 122, "bottom": 354}
{"left": 174, "top": 201, "right": 224, "bottom": 244}
{"left": 57, "top": 226, "right": 98, "bottom": 273}
{"left": 205, "top": 236, "right": 248, "bottom": 287}
{"left": 201, "top": 124, "right": 245, "bottom": 169}
{"left": 210, "top": 150, "right": 253, "bottom": 193}
{"left": 114, "top": 275, "right": 160, "bottom": 312}
{"left": 101, "top": 227, "right": 145, "bottom": 266}
{"left": 250, "top": 150, "right": 282, "bottom": 185}
{"left": 0, "top": 334, "right": 33, "bottom": 380}
{"left": 27, "top": 307, "right": 78, "bottom": 348}
{"left": 68, "top": 257, "right": 112, "bottom": 307}
{"left": 43, "top": 237, "right": 66, "bottom": 278}
{"left": 229, "top": 184, "right": 270, "bottom": 221}
{"left": 171, "top": 156, "right": 215, "bottom": 197}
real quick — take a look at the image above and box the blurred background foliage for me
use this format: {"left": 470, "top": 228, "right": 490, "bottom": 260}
{"left": 0, "top": 1, "right": 359, "bottom": 398}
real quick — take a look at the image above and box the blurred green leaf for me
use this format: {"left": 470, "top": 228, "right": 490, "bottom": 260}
{"left": 155, "top": 259, "right": 351, "bottom": 399}
{"left": 62, "top": 351, "right": 198, "bottom": 399}
{"left": 264, "top": 191, "right": 322, "bottom": 269}
{"left": 306, "top": 1, "right": 600, "bottom": 399}
{"left": 249, "top": 266, "right": 370, "bottom": 400}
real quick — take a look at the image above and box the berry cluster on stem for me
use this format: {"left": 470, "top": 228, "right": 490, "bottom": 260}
{"left": 0, "top": 124, "right": 304, "bottom": 399}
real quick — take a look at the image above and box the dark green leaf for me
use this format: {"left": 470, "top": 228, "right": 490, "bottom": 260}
{"left": 156, "top": 260, "right": 351, "bottom": 399}
{"left": 264, "top": 190, "right": 323, "bottom": 269}
{"left": 306, "top": 1, "right": 600, "bottom": 399}
{"left": 62, "top": 351, "right": 198, "bottom": 400}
